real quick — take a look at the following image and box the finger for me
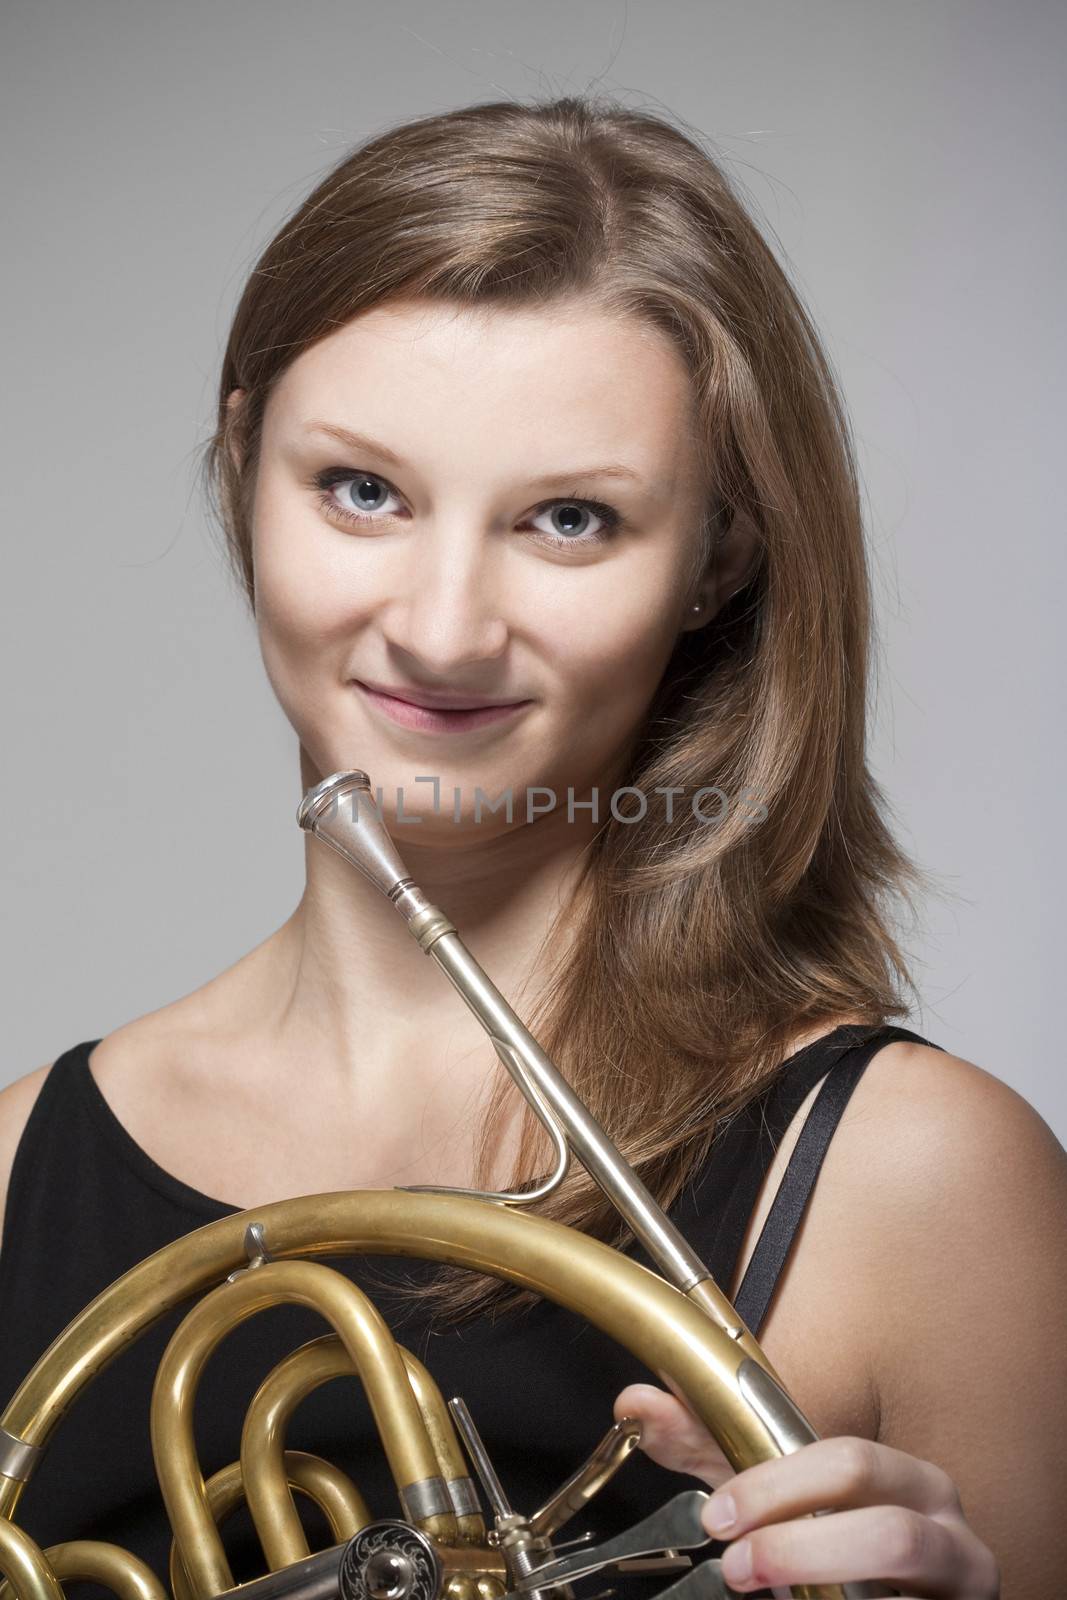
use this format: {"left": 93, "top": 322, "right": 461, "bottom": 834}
{"left": 613, "top": 1383, "right": 733, "bottom": 1485}
{"left": 699, "top": 1435, "right": 960, "bottom": 1540}
{"left": 716, "top": 1503, "right": 997, "bottom": 1597}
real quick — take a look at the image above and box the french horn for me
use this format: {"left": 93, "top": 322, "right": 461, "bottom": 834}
{"left": 0, "top": 770, "right": 895, "bottom": 1600}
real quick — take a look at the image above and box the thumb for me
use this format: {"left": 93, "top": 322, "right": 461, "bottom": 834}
{"left": 613, "top": 1382, "right": 734, "bottom": 1487}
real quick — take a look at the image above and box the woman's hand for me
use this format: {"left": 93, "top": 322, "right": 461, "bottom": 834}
{"left": 614, "top": 1383, "right": 1000, "bottom": 1599}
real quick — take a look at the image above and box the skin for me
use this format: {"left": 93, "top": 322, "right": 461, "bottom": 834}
{"left": 2, "top": 296, "right": 1064, "bottom": 1594}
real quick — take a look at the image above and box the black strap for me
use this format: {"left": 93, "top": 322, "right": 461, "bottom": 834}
{"left": 732, "top": 1025, "right": 945, "bottom": 1336}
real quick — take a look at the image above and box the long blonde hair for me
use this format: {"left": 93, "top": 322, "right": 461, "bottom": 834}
{"left": 201, "top": 94, "right": 933, "bottom": 1321}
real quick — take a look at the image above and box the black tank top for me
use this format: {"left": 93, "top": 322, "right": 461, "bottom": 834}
{"left": 0, "top": 1023, "right": 942, "bottom": 1597}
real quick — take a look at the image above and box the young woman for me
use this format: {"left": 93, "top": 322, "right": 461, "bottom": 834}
{"left": 1, "top": 95, "right": 1063, "bottom": 1600}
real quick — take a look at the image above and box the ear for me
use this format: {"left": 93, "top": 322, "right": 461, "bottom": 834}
{"left": 679, "top": 506, "right": 761, "bottom": 633}
{"left": 225, "top": 387, "right": 247, "bottom": 475}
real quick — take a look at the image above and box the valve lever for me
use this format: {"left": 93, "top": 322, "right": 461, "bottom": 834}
{"left": 503, "top": 1556, "right": 739, "bottom": 1600}
{"left": 528, "top": 1417, "right": 643, "bottom": 1539}
{"left": 546, "top": 1532, "right": 596, "bottom": 1553}
{"left": 517, "top": 1490, "right": 711, "bottom": 1590}
{"left": 649, "top": 1560, "right": 745, "bottom": 1600}
{"left": 614, "top": 1552, "right": 692, "bottom": 1575}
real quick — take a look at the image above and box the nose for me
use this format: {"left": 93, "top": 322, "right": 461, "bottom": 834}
{"left": 380, "top": 521, "right": 509, "bottom": 678}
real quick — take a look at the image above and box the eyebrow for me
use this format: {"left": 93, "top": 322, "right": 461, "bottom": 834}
{"left": 301, "top": 421, "right": 647, "bottom": 488}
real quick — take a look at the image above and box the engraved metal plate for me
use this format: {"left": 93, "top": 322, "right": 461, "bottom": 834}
{"left": 339, "top": 1522, "right": 443, "bottom": 1600}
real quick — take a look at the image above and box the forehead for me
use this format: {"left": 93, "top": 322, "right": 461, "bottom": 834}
{"left": 264, "top": 297, "right": 705, "bottom": 491}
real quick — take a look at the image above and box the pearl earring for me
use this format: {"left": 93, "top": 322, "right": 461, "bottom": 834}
{"left": 691, "top": 600, "right": 703, "bottom": 614}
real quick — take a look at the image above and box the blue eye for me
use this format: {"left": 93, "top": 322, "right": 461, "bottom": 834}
{"left": 528, "top": 499, "right": 618, "bottom": 544}
{"left": 311, "top": 467, "right": 622, "bottom": 550}
{"left": 318, "top": 471, "right": 404, "bottom": 520}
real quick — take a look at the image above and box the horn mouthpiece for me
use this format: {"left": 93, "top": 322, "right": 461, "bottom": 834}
{"left": 296, "top": 769, "right": 409, "bottom": 901}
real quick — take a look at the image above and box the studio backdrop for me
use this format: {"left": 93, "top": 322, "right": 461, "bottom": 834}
{"left": 2, "top": 0, "right": 1064, "bottom": 1143}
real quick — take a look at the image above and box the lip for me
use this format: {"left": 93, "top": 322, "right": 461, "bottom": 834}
{"left": 354, "top": 681, "right": 533, "bottom": 733}
{"left": 355, "top": 677, "right": 529, "bottom": 710}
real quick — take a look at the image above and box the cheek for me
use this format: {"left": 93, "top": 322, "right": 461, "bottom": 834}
{"left": 552, "top": 590, "right": 680, "bottom": 714}
{"left": 250, "top": 535, "right": 366, "bottom": 743}
{"left": 252, "top": 511, "right": 360, "bottom": 662}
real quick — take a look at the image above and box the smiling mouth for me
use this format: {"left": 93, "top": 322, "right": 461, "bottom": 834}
{"left": 355, "top": 678, "right": 529, "bottom": 711}
{"left": 354, "top": 682, "right": 533, "bottom": 733}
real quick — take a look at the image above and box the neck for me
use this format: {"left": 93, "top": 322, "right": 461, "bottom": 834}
{"left": 220, "top": 761, "right": 600, "bottom": 1121}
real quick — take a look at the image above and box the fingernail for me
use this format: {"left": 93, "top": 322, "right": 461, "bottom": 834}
{"left": 723, "top": 1538, "right": 752, "bottom": 1584}
{"left": 704, "top": 1490, "right": 737, "bottom": 1533}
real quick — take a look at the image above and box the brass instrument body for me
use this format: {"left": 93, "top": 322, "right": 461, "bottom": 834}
{"left": 0, "top": 773, "right": 892, "bottom": 1600}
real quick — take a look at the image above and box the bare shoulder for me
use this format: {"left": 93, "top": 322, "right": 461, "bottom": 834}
{"left": 744, "top": 1039, "right": 1054, "bottom": 1413}
{"left": 829, "top": 1038, "right": 1067, "bottom": 1589}
{"left": 0, "top": 999, "right": 210, "bottom": 1243}
{"left": 0, "top": 1062, "right": 55, "bottom": 1241}
{"left": 0, "top": 1022, "right": 176, "bottom": 1241}
{"left": 76, "top": 1009, "right": 197, "bottom": 1147}
{"left": 833, "top": 1036, "right": 1066, "bottom": 1223}
{"left": 86, "top": 938, "right": 279, "bottom": 1102}
{"left": 86, "top": 1009, "right": 180, "bottom": 1084}
{"left": 834, "top": 1036, "right": 1067, "bottom": 1304}
{"left": 0, "top": 1011, "right": 183, "bottom": 1235}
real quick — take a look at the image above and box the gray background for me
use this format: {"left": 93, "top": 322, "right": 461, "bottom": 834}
{"left": 3, "top": 2, "right": 1064, "bottom": 1142}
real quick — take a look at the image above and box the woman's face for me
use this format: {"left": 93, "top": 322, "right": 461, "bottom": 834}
{"left": 241, "top": 296, "right": 712, "bottom": 841}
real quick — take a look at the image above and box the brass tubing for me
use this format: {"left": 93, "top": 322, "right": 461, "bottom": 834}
{"left": 240, "top": 1333, "right": 484, "bottom": 1564}
{"left": 204, "top": 1545, "right": 347, "bottom": 1600}
{"left": 0, "top": 1192, "right": 844, "bottom": 1597}
{"left": 2, "top": 1192, "right": 788, "bottom": 1487}
{"left": 0, "top": 1196, "right": 783, "bottom": 1478}
{"left": 685, "top": 1277, "right": 757, "bottom": 1336}
{"left": 169, "top": 1456, "right": 246, "bottom": 1600}
{"left": 168, "top": 1451, "right": 371, "bottom": 1600}
{"left": 38, "top": 1542, "right": 165, "bottom": 1600}
{"left": 0, "top": 1522, "right": 64, "bottom": 1600}
{"left": 2, "top": 1193, "right": 785, "bottom": 1466}
{"left": 240, "top": 1336, "right": 371, "bottom": 1568}
{"left": 151, "top": 1259, "right": 458, "bottom": 1600}
{"left": 284, "top": 1453, "right": 369, "bottom": 1542}
{"left": 399, "top": 1351, "right": 486, "bottom": 1544}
